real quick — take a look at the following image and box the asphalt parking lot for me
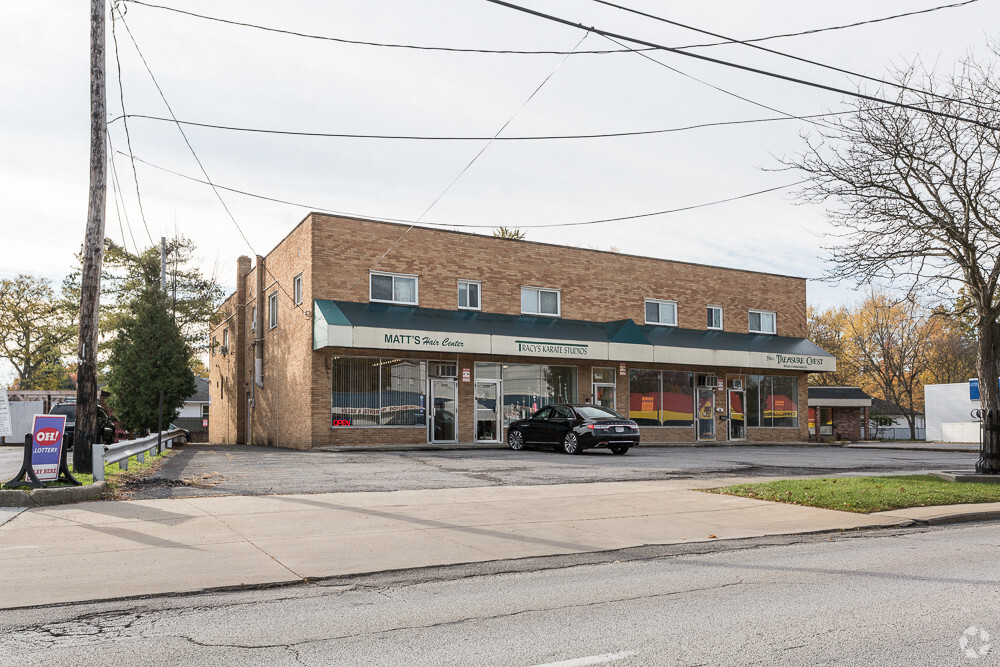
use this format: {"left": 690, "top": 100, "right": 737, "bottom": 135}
{"left": 109, "top": 443, "right": 979, "bottom": 499}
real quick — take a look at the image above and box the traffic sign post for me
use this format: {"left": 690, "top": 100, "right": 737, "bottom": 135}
{"left": 4, "top": 415, "right": 80, "bottom": 489}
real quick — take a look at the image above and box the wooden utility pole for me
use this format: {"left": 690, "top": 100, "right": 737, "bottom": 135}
{"left": 74, "top": 0, "right": 107, "bottom": 474}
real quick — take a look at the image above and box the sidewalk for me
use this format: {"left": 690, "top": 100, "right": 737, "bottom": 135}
{"left": 3, "top": 479, "right": 994, "bottom": 609}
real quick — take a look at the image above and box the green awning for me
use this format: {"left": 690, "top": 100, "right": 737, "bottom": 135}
{"left": 313, "top": 300, "right": 836, "bottom": 372}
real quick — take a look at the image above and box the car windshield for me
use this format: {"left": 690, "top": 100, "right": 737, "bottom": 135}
{"left": 49, "top": 404, "right": 76, "bottom": 418}
{"left": 575, "top": 405, "right": 623, "bottom": 420}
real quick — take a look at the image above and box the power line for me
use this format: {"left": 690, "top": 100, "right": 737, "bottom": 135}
{"left": 602, "top": 34, "right": 838, "bottom": 133}
{"left": 338, "top": 29, "right": 592, "bottom": 301}
{"left": 110, "top": 7, "right": 154, "bottom": 245}
{"left": 482, "top": 0, "right": 1000, "bottom": 132}
{"left": 119, "top": 0, "right": 980, "bottom": 56}
{"left": 105, "top": 131, "right": 139, "bottom": 253}
{"left": 679, "top": 0, "right": 981, "bottom": 50}
{"left": 118, "top": 149, "right": 805, "bottom": 230}
{"left": 592, "top": 0, "right": 989, "bottom": 113}
{"left": 116, "top": 13, "right": 305, "bottom": 314}
{"left": 108, "top": 109, "right": 858, "bottom": 141}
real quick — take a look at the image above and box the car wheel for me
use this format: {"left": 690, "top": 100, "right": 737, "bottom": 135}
{"left": 507, "top": 429, "right": 525, "bottom": 451}
{"left": 611, "top": 446, "right": 630, "bottom": 455}
{"left": 561, "top": 431, "right": 581, "bottom": 455}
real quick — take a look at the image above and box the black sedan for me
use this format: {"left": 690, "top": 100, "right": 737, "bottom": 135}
{"left": 506, "top": 404, "right": 639, "bottom": 455}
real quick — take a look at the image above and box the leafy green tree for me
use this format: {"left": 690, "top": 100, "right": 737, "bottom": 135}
{"left": 0, "top": 274, "right": 75, "bottom": 389}
{"left": 63, "top": 235, "right": 224, "bottom": 358}
{"left": 105, "top": 286, "right": 196, "bottom": 434}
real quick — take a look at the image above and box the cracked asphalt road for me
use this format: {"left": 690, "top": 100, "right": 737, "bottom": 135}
{"left": 2, "top": 523, "right": 996, "bottom": 665}
{"left": 116, "top": 444, "right": 978, "bottom": 499}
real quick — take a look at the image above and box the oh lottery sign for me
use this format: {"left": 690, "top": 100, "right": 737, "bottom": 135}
{"left": 31, "top": 414, "right": 66, "bottom": 482}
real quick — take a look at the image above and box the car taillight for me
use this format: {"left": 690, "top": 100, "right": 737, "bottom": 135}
{"left": 588, "top": 424, "right": 611, "bottom": 430}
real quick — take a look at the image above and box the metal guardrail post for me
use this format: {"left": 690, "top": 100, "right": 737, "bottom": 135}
{"left": 92, "top": 443, "right": 105, "bottom": 482}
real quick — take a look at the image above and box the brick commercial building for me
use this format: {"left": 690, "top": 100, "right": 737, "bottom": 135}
{"left": 209, "top": 214, "right": 835, "bottom": 449}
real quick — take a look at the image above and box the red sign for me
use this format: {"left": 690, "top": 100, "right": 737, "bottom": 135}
{"left": 332, "top": 418, "right": 352, "bottom": 427}
{"left": 462, "top": 368, "right": 471, "bottom": 383}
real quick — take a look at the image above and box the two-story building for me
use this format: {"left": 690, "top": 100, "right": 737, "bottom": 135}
{"left": 209, "top": 214, "right": 835, "bottom": 449}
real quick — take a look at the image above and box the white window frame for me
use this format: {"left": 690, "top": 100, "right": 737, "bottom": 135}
{"left": 251, "top": 305, "right": 257, "bottom": 332}
{"left": 268, "top": 291, "right": 278, "bottom": 329}
{"left": 458, "top": 280, "right": 481, "bottom": 311}
{"left": 521, "top": 286, "right": 561, "bottom": 317}
{"left": 749, "top": 309, "right": 776, "bottom": 335}
{"left": 293, "top": 273, "right": 303, "bottom": 305}
{"left": 644, "top": 299, "right": 678, "bottom": 327}
{"left": 707, "top": 305, "right": 724, "bottom": 330}
{"left": 222, "top": 327, "right": 229, "bottom": 348}
{"left": 369, "top": 271, "right": 419, "bottom": 306}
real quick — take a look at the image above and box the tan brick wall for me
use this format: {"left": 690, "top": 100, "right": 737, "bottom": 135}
{"left": 309, "top": 214, "right": 807, "bottom": 337}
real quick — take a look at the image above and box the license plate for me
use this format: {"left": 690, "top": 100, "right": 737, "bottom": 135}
{"left": 615, "top": 427, "right": 624, "bottom": 433}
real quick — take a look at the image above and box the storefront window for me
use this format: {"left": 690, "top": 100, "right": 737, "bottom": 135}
{"left": 331, "top": 357, "right": 426, "bottom": 427}
{"left": 627, "top": 370, "right": 693, "bottom": 426}
{"left": 745, "top": 375, "right": 798, "bottom": 428}
{"left": 501, "top": 364, "right": 576, "bottom": 425}
{"left": 475, "top": 362, "right": 501, "bottom": 380}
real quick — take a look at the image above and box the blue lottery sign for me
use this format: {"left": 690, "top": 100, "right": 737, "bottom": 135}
{"left": 31, "top": 414, "right": 66, "bottom": 482}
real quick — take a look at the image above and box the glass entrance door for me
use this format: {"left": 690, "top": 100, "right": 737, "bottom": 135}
{"left": 697, "top": 388, "right": 715, "bottom": 441}
{"left": 430, "top": 379, "right": 457, "bottom": 443}
{"left": 593, "top": 383, "right": 616, "bottom": 411}
{"left": 475, "top": 380, "right": 500, "bottom": 443}
{"left": 728, "top": 389, "right": 746, "bottom": 441}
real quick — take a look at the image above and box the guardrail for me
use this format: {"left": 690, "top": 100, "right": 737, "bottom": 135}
{"left": 91, "top": 429, "right": 187, "bottom": 482}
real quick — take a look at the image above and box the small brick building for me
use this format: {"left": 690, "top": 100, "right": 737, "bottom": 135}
{"left": 807, "top": 386, "right": 873, "bottom": 441}
{"left": 209, "top": 214, "right": 835, "bottom": 449}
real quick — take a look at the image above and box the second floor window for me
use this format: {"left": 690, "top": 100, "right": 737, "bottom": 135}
{"left": 521, "top": 287, "right": 560, "bottom": 316}
{"left": 749, "top": 309, "right": 776, "bottom": 334}
{"left": 370, "top": 272, "right": 418, "bottom": 305}
{"left": 645, "top": 299, "right": 677, "bottom": 326}
{"left": 269, "top": 291, "right": 278, "bottom": 329}
{"left": 458, "top": 281, "right": 481, "bottom": 310}
{"left": 707, "top": 306, "right": 723, "bottom": 330}
{"left": 293, "top": 273, "right": 303, "bottom": 305}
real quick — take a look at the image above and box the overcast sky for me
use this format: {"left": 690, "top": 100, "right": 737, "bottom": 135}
{"left": 1, "top": 0, "right": 998, "bottom": 384}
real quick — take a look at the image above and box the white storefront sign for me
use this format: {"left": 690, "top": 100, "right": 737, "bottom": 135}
{"left": 316, "top": 321, "right": 837, "bottom": 372}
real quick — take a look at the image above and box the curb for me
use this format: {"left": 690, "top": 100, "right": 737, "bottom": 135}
{"left": 904, "top": 510, "right": 1000, "bottom": 526}
{"left": 0, "top": 482, "right": 106, "bottom": 507}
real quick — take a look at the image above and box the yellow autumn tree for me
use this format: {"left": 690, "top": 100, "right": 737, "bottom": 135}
{"left": 841, "top": 292, "right": 934, "bottom": 438}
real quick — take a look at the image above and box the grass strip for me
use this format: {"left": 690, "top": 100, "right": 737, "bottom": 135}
{"left": 2, "top": 449, "right": 172, "bottom": 492}
{"left": 707, "top": 475, "right": 1000, "bottom": 514}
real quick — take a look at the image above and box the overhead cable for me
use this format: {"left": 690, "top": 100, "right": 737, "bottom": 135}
{"left": 481, "top": 0, "right": 1000, "bottom": 131}
{"left": 593, "top": 0, "right": 989, "bottom": 112}
{"left": 116, "top": 13, "right": 305, "bottom": 313}
{"left": 119, "top": 150, "right": 806, "bottom": 230}
{"left": 118, "top": 0, "right": 980, "bottom": 56}
{"left": 107, "top": 109, "right": 860, "bottom": 140}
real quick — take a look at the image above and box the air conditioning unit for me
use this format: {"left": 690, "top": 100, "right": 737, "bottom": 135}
{"left": 220, "top": 345, "right": 229, "bottom": 356}
{"left": 731, "top": 379, "right": 744, "bottom": 390}
{"left": 696, "top": 374, "right": 717, "bottom": 388}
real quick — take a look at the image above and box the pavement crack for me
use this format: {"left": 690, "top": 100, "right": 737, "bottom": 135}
{"left": 177, "top": 498, "right": 307, "bottom": 582}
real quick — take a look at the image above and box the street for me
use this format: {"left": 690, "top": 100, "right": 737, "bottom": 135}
{"left": 2, "top": 522, "right": 998, "bottom": 666}
{"left": 118, "top": 444, "right": 977, "bottom": 498}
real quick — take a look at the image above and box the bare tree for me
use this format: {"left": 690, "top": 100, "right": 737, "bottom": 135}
{"left": 783, "top": 52, "right": 1000, "bottom": 468}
